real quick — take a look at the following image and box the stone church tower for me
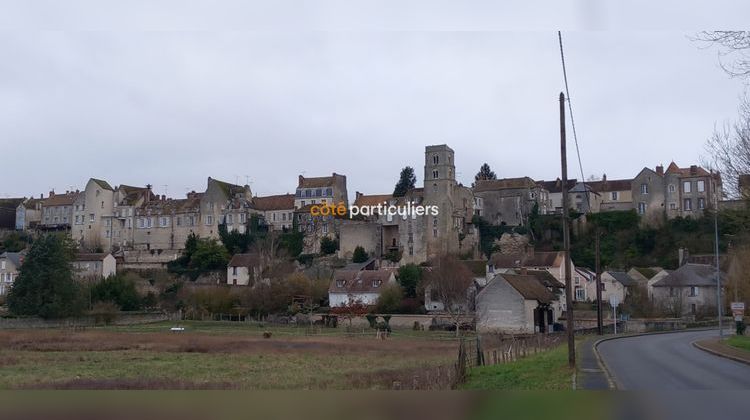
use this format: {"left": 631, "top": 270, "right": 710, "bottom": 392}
{"left": 423, "top": 144, "right": 458, "bottom": 259}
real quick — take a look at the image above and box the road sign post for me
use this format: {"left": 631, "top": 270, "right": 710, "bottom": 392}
{"left": 609, "top": 295, "right": 619, "bottom": 335}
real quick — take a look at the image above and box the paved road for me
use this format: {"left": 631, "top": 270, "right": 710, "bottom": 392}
{"left": 597, "top": 329, "right": 750, "bottom": 390}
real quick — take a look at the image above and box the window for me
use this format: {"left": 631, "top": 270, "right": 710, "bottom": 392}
{"left": 530, "top": 192, "right": 536, "bottom": 199}
{"left": 146, "top": 218, "right": 152, "bottom": 228}
{"left": 640, "top": 183, "right": 648, "bottom": 194}
{"left": 669, "top": 287, "right": 676, "bottom": 297}
{"left": 205, "top": 215, "right": 213, "bottom": 225}
{"left": 336, "top": 280, "right": 345, "bottom": 288}
{"left": 433, "top": 155, "right": 439, "bottom": 164}
{"left": 160, "top": 217, "right": 168, "bottom": 227}
{"left": 138, "top": 218, "right": 145, "bottom": 228}
{"left": 698, "top": 198, "right": 705, "bottom": 209}
{"left": 316, "top": 189, "right": 322, "bottom": 197}
{"left": 689, "top": 286, "right": 699, "bottom": 297}
{"left": 575, "top": 288, "right": 585, "bottom": 301}
{"left": 697, "top": 180, "right": 705, "bottom": 192}
{"left": 227, "top": 214, "right": 233, "bottom": 224}
{"left": 301, "top": 201, "right": 305, "bottom": 207}
{"left": 232, "top": 267, "right": 237, "bottom": 275}
{"left": 101, "top": 201, "right": 104, "bottom": 209}
{"left": 105, "top": 230, "right": 110, "bottom": 238}
{"left": 668, "top": 184, "right": 676, "bottom": 193}
{"left": 574, "top": 276, "right": 580, "bottom": 285}
{"left": 282, "top": 213, "right": 286, "bottom": 221}
{"left": 326, "top": 188, "right": 332, "bottom": 196}
{"left": 683, "top": 181, "right": 691, "bottom": 193}
{"left": 409, "top": 246, "right": 413, "bottom": 256}
{"left": 372, "top": 280, "right": 382, "bottom": 288}
{"left": 638, "top": 202, "right": 646, "bottom": 214}
{"left": 683, "top": 198, "right": 692, "bottom": 211}
{"left": 322, "top": 223, "right": 328, "bottom": 234}
{"left": 433, "top": 229, "right": 438, "bottom": 238}
{"left": 433, "top": 170, "right": 439, "bottom": 179}
{"left": 89, "top": 214, "right": 95, "bottom": 222}
{"left": 305, "top": 190, "right": 311, "bottom": 197}
{"left": 669, "top": 203, "right": 677, "bottom": 210}
{"left": 1, "top": 261, "right": 4, "bottom": 270}
{"left": 611, "top": 191, "right": 618, "bottom": 200}
{"left": 176, "top": 217, "right": 181, "bottom": 226}
{"left": 240, "top": 213, "right": 246, "bottom": 223}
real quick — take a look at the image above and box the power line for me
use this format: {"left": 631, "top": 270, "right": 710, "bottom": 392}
{"left": 558, "top": 31, "right": 591, "bottom": 212}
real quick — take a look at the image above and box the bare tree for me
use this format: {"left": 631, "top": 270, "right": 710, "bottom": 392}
{"left": 693, "top": 31, "right": 750, "bottom": 78}
{"left": 703, "top": 94, "right": 750, "bottom": 198}
{"left": 424, "top": 255, "right": 474, "bottom": 337}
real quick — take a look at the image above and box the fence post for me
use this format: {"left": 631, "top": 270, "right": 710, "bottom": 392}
{"left": 475, "top": 335, "right": 484, "bottom": 366}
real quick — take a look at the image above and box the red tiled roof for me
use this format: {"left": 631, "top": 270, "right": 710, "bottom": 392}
{"left": 42, "top": 192, "right": 80, "bottom": 207}
{"left": 253, "top": 194, "right": 295, "bottom": 211}
{"left": 228, "top": 253, "right": 261, "bottom": 268}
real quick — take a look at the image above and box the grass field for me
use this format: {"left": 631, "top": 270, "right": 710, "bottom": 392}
{"left": 459, "top": 345, "right": 573, "bottom": 390}
{"left": 0, "top": 321, "right": 460, "bottom": 390}
{"left": 726, "top": 334, "right": 750, "bottom": 352}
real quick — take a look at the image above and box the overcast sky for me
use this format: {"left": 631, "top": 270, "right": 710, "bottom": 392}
{"left": 1, "top": 2, "right": 749, "bottom": 199}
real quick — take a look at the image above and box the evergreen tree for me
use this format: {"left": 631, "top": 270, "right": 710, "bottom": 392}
{"left": 7, "top": 234, "right": 86, "bottom": 319}
{"left": 352, "top": 246, "right": 369, "bottom": 263}
{"left": 474, "top": 163, "right": 497, "bottom": 182}
{"left": 393, "top": 166, "right": 417, "bottom": 197}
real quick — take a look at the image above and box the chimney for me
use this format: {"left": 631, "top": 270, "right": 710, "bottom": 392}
{"left": 602, "top": 174, "right": 607, "bottom": 182}
{"left": 298, "top": 175, "right": 304, "bottom": 185}
{"left": 49, "top": 190, "right": 55, "bottom": 197}
{"left": 161, "top": 195, "right": 166, "bottom": 201}
{"left": 690, "top": 165, "right": 698, "bottom": 176}
{"left": 656, "top": 165, "right": 664, "bottom": 176}
{"left": 39, "top": 193, "right": 43, "bottom": 199}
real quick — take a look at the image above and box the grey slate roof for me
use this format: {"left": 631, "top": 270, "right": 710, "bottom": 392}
{"left": 652, "top": 264, "right": 725, "bottom": 287}
{"left": 606, "top": 271, "right": 637, "bottom": 287}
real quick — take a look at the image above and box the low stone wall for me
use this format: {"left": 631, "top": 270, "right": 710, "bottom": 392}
{"left": 0, "top": 311, "right": 172, "bottom": 329}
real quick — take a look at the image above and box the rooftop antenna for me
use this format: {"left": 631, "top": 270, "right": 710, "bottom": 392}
{"left": 162, "top": 184, "right": 168, "bottom": 197}
{"left": 245, "top": 175, "right": 251, "bottom": 185}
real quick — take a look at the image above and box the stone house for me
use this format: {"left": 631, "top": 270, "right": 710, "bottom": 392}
{"left": 569, "top": 182, "right": 601, "bottom": 213}
{"left": 226, "top": 253, "right": 264, "bottom": 286}
{"left": 133, "top": 193, "right": 203, "bottom": 251}
{"left": 633, "top": 163, "right": 722, "bottom": 224}
{"left": 538, "top": 178, "right": 578, "bottom": 214}
{"left": 295, "top": 173, "right": 348, "bottom": 209}
{"left": 488, "top": 250, "right": 574, "bottom": 312}
{"left": 651, "top": 263, "right": 725, "bottom": 316}
{"left": 328, "top": 269, "right": 396, "bottom": 307}
{"left": 595, "top": 271, "right": 636, "bottom": 306}
{"left": 475, "top": 273, "right": 556, "bottom": 333}
{"left": 587, "top": 176, "right": 634, "bottom": 212}
{"left": 15, "top": 197, "right": 43, "bottom": 231}
{"left": 72, "top": 178, "right": 115, "bottom": 251}
{"left": 472, "top": 177, "right": 549, "bottom": 226}
{"left": 338, "top": 218, "right": 382, "bottom": 261}
{"left": 574, "top": 267, "right": 595, "bottom": 302}
{"left": 252, "top": 194, "right": 295, "bottom": 231}
{"left": 72, "top": 253, "right": 116, "bottom": 280}
{"left": 40, "top": 190, "right": 80, "bottom": 231}
{"left": 646, "top": 268, "right": 672, "bottom": 299}
{"left": 0, "top": 251, "right": 25, "bottom": 295}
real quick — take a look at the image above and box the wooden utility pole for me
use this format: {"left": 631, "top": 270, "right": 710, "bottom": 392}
{"left": 560, "top": 92, "right": 575, "bottom": 368}
{"left": 595, "top": 228, "right": 603, "bottom": 335}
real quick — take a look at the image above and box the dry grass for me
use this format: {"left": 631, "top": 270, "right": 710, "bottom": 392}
{"left": 0, "top": 323, "right": 459, "bottom": 390}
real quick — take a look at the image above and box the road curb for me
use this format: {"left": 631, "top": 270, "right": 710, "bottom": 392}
{"left": 591, "top": 327, "right": 720, "bottom": 390}
{"left": 692, "top": 340, "right": 750, "bottom": 366}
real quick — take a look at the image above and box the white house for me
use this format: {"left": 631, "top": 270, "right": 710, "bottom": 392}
{"left": 0, "top": 251, "right": 25, "bottom": 295}
{"left": 328, "top": 270, "right": 396, "bottom": 307}
{"left": 72, "top": 253, "right": 116, "bottom": 280}
{"left": 594, "top": 271, "right": 636, "bottom": 306}
{"left": 227, "top": 253, "right": 263, "bottom": 286}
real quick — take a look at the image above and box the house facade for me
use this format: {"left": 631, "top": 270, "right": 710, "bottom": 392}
{"left": 0, "top": 251, "right": 24, "bottom": 295}
{"left": 472, "top": 177, "right": 549, "bottom": 226}
{"left": 475, "top": 273, "right": 556, "bottom": 333}
{"left": 227, "top": 253, "right": 264, "bottom": 286}
{"left": 328, "top": 270, "right": 396, "bottom": 307}
{"left": 40, "top": 191, "right": 80, "bottom": 231}
{"left": 651, "top": 263, "right": 724, "bottom": 316}
{"left": 15, "top": 197, "right": 43, "bottom": 231}
{"left": 72, "top": 253, "right": 116, "bottom": 280}
{"left": 252, "top": 194, "right": 295, "bottom": 231}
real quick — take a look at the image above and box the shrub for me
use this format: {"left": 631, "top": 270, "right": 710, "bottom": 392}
{"left": 375, "top": 284, "right": 404, "bottom": 314}
{"left": 91, "top": 274, "right": 143, "bottom": 311}
{"left": 352, "top": 246, "right": 369, "bottom": 263}
{"left": 320, "top": 237, "right": 339, "bottom": 255}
